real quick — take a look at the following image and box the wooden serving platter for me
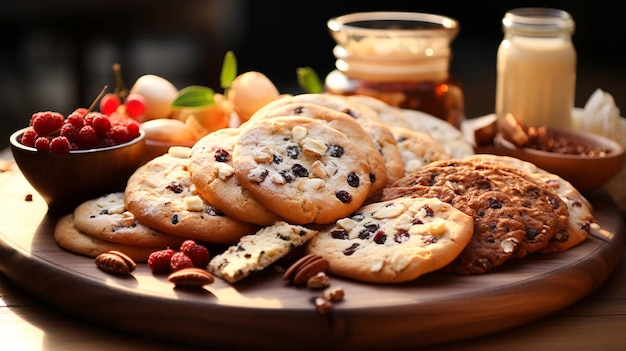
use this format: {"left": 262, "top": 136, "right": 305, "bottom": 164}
{"left": 0, "top": 167, "right": 623, "bottom": 350}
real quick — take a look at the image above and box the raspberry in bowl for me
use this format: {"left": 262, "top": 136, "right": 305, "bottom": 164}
{"left": 9, "top": 108, "right": 146, "bottom": 215}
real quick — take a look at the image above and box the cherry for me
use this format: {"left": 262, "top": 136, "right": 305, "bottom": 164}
{"left": 124, "top": 94, "right": 146, "bottom": 119}
{"left": 100, "top": 93, "right": 121, "bottom": 115}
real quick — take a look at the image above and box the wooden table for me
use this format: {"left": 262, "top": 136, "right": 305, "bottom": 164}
{"left": 1, "top": 148, "right": 626, "bottom": 351}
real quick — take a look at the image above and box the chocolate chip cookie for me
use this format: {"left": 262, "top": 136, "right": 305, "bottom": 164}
{"left": 248, "top": 101, "right": 389, "bottom": 200}
{"left": 382, "top": 159, "right": 569, "bottom": 274}
{"left": 233, "top": 116, "right": 372, "bottom": 224}
{"left": 124, "top": 148, "right": 259, "bottom": 244}
{"left": 188, "top": 128, "right": 282, "bottom": 226}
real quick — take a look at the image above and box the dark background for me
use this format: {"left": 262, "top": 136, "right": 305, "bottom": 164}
{"left": 1, "top": 0, "right": 624, "bottom": 146}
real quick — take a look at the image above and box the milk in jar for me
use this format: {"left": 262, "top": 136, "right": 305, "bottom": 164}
{"left": 496, "top": 8, "right": 576, "bottom": 129}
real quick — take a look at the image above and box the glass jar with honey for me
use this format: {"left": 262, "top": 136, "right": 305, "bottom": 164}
{"left": 325, "top": 11, "right": 465, "bottom": 129}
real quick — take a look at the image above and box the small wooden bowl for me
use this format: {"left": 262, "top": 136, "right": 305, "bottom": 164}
{"left": 10, "top": 127, "right": 146, "bottom": 215}
{"left": 495, "top": 127, "right": 625, "bottom": 193}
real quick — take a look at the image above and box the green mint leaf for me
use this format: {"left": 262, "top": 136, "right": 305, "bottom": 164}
{"left": 171, "top": 85, "right": 215, "bottom": 108}
{"left": 221, "top": 51, "right": 238, "bottom": 90}
{"left": 297, "top": 67, "right": 323, "bottom": 94}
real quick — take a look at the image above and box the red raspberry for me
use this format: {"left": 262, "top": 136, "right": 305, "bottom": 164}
{"left": 108, "top": 124, "right": 131, "bottom": 143}
{"left": 77, "top": 125, "right": 98, "bottom": 147}
{"left": 179, "top": 240, "right": 211, "bottom": 268}
{"left": 59, "top": 123, "right": 79, "bottom": 143}
{"left": 20, "top": 128, "right": 38, "bottom": 147}
{"left": 169, "top": 252, "right": 194, "bottom": 272}
{"left": 72, "top": 107, "right": 88, "bottom": 117}
{"left": 34, "top": 137, "right": 50, "bottom": 152}
{"left": 91, "top": 114, "right": 112, "bottom": 136}
{"left": 50, "top": 136, "right": 71, "bottom": 154}
{"left": 147, "top": 249, "right": 176, "bottom": 273}
{"left": 122, "top": 119, "right": 141, "bottom": 139}
{"left": 66, "top": 112, "right": 84, "bottom": 128}
{"left": 30, "top": 111, "right": 64, "bottom": 135}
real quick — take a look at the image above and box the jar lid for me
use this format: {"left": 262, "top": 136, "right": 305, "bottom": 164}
{"left": 503, "top": 8, "right": 575, "bottom": 35}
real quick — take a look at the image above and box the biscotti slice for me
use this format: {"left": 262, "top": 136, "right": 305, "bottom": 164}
{"left": 208, "top": 221, "right": 318, "bottom": 283}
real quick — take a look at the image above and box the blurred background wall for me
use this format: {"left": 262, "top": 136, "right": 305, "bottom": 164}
{"left": 1, "top": 0, "right": 624, "bottom": 145}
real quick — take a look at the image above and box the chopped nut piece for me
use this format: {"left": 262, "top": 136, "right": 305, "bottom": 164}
{"left": 301, "top": 137, "right": 327, "bottom": 157}
{"left": 307, "top": 272, "right": 331, "bottom": 289}
{"left": 291, "top": 125, "right": 308, "bottom": 142}
{"left": 253, "top": 147, "right": 274, "bottom": 163}
{"left": 119, "top": 211, "right": 136, "bottom": 227}
{"left": 323, "top": 287, "right": 345, "bottom": 302}
{"left": 313, "top": 296, "right": 333, "bottom": 315}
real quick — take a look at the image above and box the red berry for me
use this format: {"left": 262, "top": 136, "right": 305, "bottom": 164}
{"left": 20, "top": 128, "right": 38, "bottom": 147}
{"left": 77, "top": 125, "right": 98, "bottom": 147}
{"left": 124, "top": 94, "right": 146, "bottom": 119}
{"left": 66, "top": 112, "right": 84, "bottom": 128}
{"left": 108, "top": 124, "right": 131, "bottom": 143}
{"left": 147, "top": 249, "right": 176, "bottom": 273}
{"left": 100, "top": 93, "right": 121, "bottom": 115}
{"left": 50, "top": 136, "right": 71, "bottom": 154}
{"left": 180, "top": 240, "right": 210, "bottom": 268}
{"left": 30, "top": 111, "right": 64, "bottom": 135}
{"left": 170, "top": 252, "right": 194, "bottom": 272}
{"left": 34, "top": 137, "right": 50, "bottom": 152}
{"left": 91, "top": 114, "right": 112, "bottom": 136}
{"left": 59, "top": 123, "right": 79, "bottom": 143}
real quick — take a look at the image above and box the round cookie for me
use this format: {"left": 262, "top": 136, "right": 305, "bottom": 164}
{"left": 390, "top": 126, "right": 451, "bottom": 175}
{"left": 251, "top": 93, "right": 383, "bottom": 125}
{"left": 401, "top": 109, "right": 475, "bottom": 159}
{"left": 306, "top": 197, "right": 474, "bottom": 283}
{"left": 54, "top": 213, "right": 159, "bottom": 262}
{"left": 248, "top": 101, "right": 389, "bottom": 200}
{"left": 188, "top": 128, "right": 281, "bottom": 226}
{"left": 73, "top": 192, "right": 185, "bottom": 248}
{"left": 382, "top": 159, "right": 569, "bottom": 275}
{"left": 347, "top": 95, "right": 413, "bottom": 129}
{"left": 464, "top": 154, "right": 593, "bottom": 253}
{"left": 252, "top": 94, "right": 405, "bottom": 188}
{"left": 124, "top": 148, "right": 259, "bottom": 244}
{"left": 233, "top": 116, "right": 372, "bottom": 224}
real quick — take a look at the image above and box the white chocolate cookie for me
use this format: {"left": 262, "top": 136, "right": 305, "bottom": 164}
{"left": 73, "top": 192, "right": 185, "bottom": 248}
{"left": 306, "top": 197, "right": 473, "bottom": 283}
{"left": 233, "top": 116, "right": 372, "bottom": 224}
{"left": 124, "top": 148, "right": 259, "bottom": 244}
{"left": 188, "top": 128, "right": 281, "bottom": 226}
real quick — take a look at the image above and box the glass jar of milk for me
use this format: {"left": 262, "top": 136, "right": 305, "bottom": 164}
{"left": 495, "top": 8, "right": 576, "bottom": 129}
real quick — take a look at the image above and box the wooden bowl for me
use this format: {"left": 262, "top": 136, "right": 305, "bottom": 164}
{"left": 9, "top": 127, "right": 146, "bottom": 215}
{"left": 494, "top": 127, "right": 625, "bottom": 193}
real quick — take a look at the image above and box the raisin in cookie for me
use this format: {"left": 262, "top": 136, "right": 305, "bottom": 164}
{"left": 248, "top": 101, "right": 388, "bottom": 200}
{"left": 188, "top": 128, "right": 281, "bottom": 226}
{"left": 382, "top": 159, "right": 569, "bottom": 275}
{"left": 208, "top": 221, "right": 318, "bottom": 283}
{"left": 54, "top": 213, "right": 159, "bottom": 262}
{"left": 233, "top": 116, "right": 372, "bottom": 224}
{"left": 306, "top": 197, "right": 474, "bottom": 283}
{"left": 124, "top": 147, "right": 259, "bottom": 244}
{"left": 73, "top": 192, "right": 185, "bottom": 248}
{"left": 390, "top": 126, "right": 451, "bottom": 175}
